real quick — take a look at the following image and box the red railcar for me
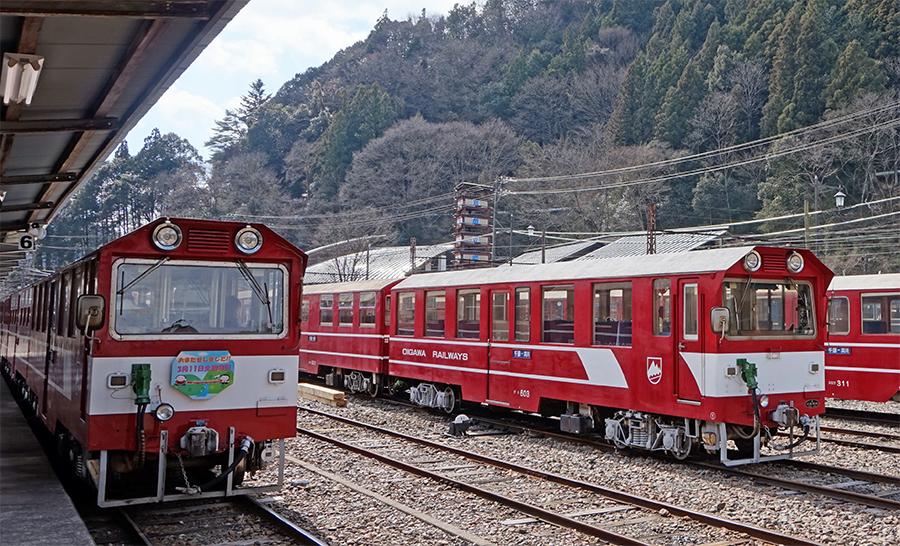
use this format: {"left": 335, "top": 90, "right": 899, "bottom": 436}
{"left": 299, "top": 246, "right": 832, "bottom": 465}
{"left": 825, "top": 274, "right": 900, "bottom": 402}
{"left": 299, "top": 279, "right": 400, "bottom": 395}
{"left": 1, "top": 218, "right": 307, "bottom": 506}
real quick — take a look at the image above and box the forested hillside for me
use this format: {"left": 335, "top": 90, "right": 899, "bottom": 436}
{"left": 40, "top": 0, "right": 899, "bottom": 274}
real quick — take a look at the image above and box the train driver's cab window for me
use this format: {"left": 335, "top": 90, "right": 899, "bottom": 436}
{"left": 593, "top": 282, "right": 632, "bottom": 346}
{"left": 722, "top": 279, "right": 815, "bottom": 336}
{"left": 113, "top": 259, "right": 287, "bottom": 337}
{"left": 861, "top": 294, "right": 900, "bottom": 334}
{"left": 542, "top": 285, "right": 574, "bottom": 344}
{"left": 515, "top": 288, "right": 530, "bottom": 342}
{"left": 457, "top": 289, "right": 480, "bottom": 339}
{"left": 301, "top": 298, "right": 310, "bottom": 323}
{"left": 360, "top": 292, "right": 376, "bottom": 327}
{"left": 320, "top": 294, "right": 334, "bottom": 325}
{"left": 653, "top": 279, "right": 671, "bottom": 336}
{"left": 425, "top": 291, "right": 446, "bottom": 337}
{"left": 339, "top": 293, "right": 354, "bottom": 326}
{"left": 397, "top": 292, "right": 415, "bottom": 336}
{"left": 828, "top": 296, "right": 850, "bottom": 335}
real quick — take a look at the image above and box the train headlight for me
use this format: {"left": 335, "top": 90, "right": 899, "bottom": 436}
{"left": 152, "top": 222, "right": 183, "bottom": 251}
{"left": 786, "top": 251, "right": 804, "bottom": 273}
{"left": 758, "top": 394, "right": 770, "bottom": 408}
{"left": 742, "top": 250, "right": 761, "bottom": 272}
{"left": 154, "top": 403, "right": 175, "bottom": 421}
{"left": 235, "top": 226, "right": 263, "bottom": 254}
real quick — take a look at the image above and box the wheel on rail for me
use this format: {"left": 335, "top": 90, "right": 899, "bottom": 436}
{"left": 441, "top": 386, "right": 458, "bottom": 414}
{"left": 367, "top": 373, "right": 380, "bottom": 398}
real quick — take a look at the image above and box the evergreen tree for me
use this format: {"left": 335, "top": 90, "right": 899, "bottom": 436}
{"left": 824, "top": 40, "right": 888, "bottom": 112}
{"left": 206, "top": 79, "right": 271, "bottom": 160}
{"left": 312, "top": 83, "right": 396, "bottom": 200}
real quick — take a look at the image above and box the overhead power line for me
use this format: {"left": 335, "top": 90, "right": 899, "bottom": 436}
{"left": 505, "top": 101, "right": 899, "bottom": 185}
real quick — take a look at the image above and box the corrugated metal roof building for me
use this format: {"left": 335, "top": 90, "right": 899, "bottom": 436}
{"left": 576, "top": 231, "right": 726, "bottom": 261}
{"left": 304, "top": 243, "right": 454, "bottom": 284}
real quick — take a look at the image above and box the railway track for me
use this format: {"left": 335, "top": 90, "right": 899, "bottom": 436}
{"left": 824, "top": 407, "right": 899, "bottom": 427}
{"left": 814, "top": 424, "right": 900, "bottom": 454}
{"left": 297, "top": 405, "right": 824, "bottom": 546}
{"left": 86, "top": 496, "right": 326, "bottom": 546}
{"left": 352, "top": 395, "right": 900, "bottom": 511}
{"left": 464, "top": 413, "right": 900, "bottom": 511}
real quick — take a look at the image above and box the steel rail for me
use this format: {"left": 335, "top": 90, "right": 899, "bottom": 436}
{"left": 297, "top": 425, "right": 652, "bottom": 546}
{"left": 780, "top": 460, "right": 900, "bottom": 486}
{"left": 116, "top": 507, "right": 154, "bottom": 546}
{"left": 691, "top": 462, "right": 900, "bottom": 511}
{"left": 824, "top": 408, "right": 899, "bottom": 427}
{"left": 820, "top": 426, "right": 900, "bottom": 441}
{"left": 299, "top": 406, "right": 823, "bottom": 546}
{"left": 234, "top": 495, "right": 329, "bottom": 546}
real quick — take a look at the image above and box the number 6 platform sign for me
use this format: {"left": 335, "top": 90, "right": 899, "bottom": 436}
{"left": 18, "top": 234, "right": 34, "bottom": 250}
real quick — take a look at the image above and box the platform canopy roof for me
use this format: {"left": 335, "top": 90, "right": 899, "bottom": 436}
{"left": 0, "top": 0, "right": 248, "bottom": 283}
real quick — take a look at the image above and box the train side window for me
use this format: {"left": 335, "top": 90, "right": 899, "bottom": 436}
{"left": 457, "top": 289, "right": 480, "bottom": 339}
{"left": 397, "top": 292, "right": 415, "bottom": 336}
{"left": 828, "top": 297, "right": 850, "bottom": 335}
{"left": 384, "top": 296, "right": 391, "bottom": 328}
{"left": 515, "top": 288, "right": 530, "bottom": 342}
{"left": 338, "top": 293, "right": 354, "bottom": 326}
{"left": 653, "top": 279, "right": 671, "bottom": 336}
{"left": 360, "top": 292, "right": 376, "bottom": 327}
{"left": 593, "top": 282, "right": 632, "bottom": 346}
{"left": 301, "top": 298, "right": 310, "bottom": 323}
{"left": 861, "top": 294, "right": 900, "bottom": 335}
{"left": 542, "top": 285, "right": 574, "bottom": 344}
{"left": 683, "top": 283, "right": 698, "bottom": 340}
{"left": 425, "top": 291, "right": 445, "bottom": 337}
{"left": 492, "top": 292, "right": 510, "bottom": 342}
{"left": 320, "top": 294, "right": 334, "bottom": 325}
{"left": 59, "top": 272, "right": 71, "bottom": 338}
{"left": 69, "top": 267, "right": 84, "bottom": 336}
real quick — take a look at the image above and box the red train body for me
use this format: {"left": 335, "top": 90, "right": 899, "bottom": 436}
{"left": 1, "top": 218, "right": 307, "bottom": 506}
{"left": 302, "top": 246, "right": 832, "bottom": 465}
{"left": 825, "top": 274, "right": 900, "bottom": 402}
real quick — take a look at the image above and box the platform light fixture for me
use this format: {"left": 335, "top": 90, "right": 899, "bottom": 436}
{"left": 834, "top": 189, "right": 846, "bottom": 209}
{"left": 1, "top": 53, "right": 45, "bottom": 106}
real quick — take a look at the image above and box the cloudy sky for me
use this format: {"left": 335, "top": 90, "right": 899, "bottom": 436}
{"left": 126, "top": 0, "right": 460, "bottom": 158}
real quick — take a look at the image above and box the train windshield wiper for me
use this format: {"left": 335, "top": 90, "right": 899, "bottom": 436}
{"left": 117, "top": 257, "right": 169, "bottom": 296}
{"left": 235, "top": 258, "right": 272, "bottom": 324}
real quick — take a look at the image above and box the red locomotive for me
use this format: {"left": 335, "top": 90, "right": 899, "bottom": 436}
{"left": 1, "top": 218, "right": 307, "bottom": 506}
{"left": 301, "top": 246, "right": 833, "bottom": 465}
{"left": 825, "top": 273, "right": 900, "bottom": 402}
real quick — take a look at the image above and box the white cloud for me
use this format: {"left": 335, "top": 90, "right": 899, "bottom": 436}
{"left": 127, "top": 1, "right": 463, "bottom": 157}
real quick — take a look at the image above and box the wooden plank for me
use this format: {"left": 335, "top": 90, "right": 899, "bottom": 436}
{"left": 298, "top": 383, "right": 347, "bottom": 407}
{"left": 298, "top": 383, "right": 345, "bottom": 400}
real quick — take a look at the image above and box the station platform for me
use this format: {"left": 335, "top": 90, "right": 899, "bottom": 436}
{"left": 0, "top": 380, "right": 94, "bottom": 545}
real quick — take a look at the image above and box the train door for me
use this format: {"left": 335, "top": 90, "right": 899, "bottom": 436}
{"left": 676, "top": 279, "right": 702, "bottom": 402}
{"left": 486, "top": 290, "right": 512, "bottom": 406}
{"left": 42, "top": 279, "right": 59, "bottom": 415}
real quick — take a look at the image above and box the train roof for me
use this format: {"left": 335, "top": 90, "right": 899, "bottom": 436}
{"left": 395, "top": 246, "right": 817, "bottom": 290}
{"left": 829, "top": 273, "right": 900, "bottom": 291}
{"left": 302, "top": 278, "right": 402, "bottom": 294}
